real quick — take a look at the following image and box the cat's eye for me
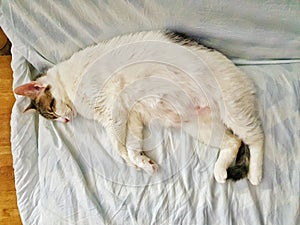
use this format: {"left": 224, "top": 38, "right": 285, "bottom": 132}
{"left": 50, "top": 99, "right": 55, "bottom": 109}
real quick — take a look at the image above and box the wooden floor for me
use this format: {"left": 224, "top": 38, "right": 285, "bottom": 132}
{"left": 0, "top": 56, "right": 22, "bottom": 224}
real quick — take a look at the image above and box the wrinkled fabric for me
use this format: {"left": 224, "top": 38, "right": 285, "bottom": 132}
{"left": 1, "top": 1, "right": 300, "bottom": 224}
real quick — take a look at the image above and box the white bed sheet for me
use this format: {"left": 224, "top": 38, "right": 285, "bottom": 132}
{"left": 1, "top": 1, "right": 300, "bottom": 224}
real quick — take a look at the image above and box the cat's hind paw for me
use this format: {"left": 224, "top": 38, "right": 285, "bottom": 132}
{"left": 214, "top": 164, "right": 227, "bottom": 184}
{"left": 247, "top": 165, "right": 262, "bottom": 185}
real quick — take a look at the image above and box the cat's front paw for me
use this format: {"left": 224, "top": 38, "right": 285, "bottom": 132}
{"left": 140, "top": 157, "right": 159, "bottom": 174}
{"left": 214, "top": 164, "right": 227, "bottom": 183}
{"left": 128, "top": 151, "right": 158, "bottom": 174}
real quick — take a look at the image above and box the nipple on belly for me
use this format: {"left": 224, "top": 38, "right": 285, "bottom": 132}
{"left": 194, "top": 105, "right": 210, "bottom": 114}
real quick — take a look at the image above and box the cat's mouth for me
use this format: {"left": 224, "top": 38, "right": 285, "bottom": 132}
{"left": 55, "top": 117, "right": 71, "bottom": 123}
{"left": 55, "top": 105, "right": 77, "bottom": 123}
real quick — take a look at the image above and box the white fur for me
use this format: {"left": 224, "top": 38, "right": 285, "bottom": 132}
{"left": 37, "top": 30, "right": 264, "bottom": 185}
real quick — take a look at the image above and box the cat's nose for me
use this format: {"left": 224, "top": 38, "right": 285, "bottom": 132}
{"left": 64, "top": 118, "right": 70, "bottom": 123}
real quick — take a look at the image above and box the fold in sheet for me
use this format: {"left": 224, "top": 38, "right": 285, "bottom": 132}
{"left": 1, "top": 1, "right": 300, "bottom": 224}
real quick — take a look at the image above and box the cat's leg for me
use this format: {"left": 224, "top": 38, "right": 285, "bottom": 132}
{"left": 246, "top": 140, "right": 263, "bottom": 185}
{"left": 225, "top": 123, "right": 263, "bottom": 185}
{"left": 126, "top": 110, "right": 158, "bottom": 174}
{"left": 220, "top": 94, "right": 264, "bottom": 185}
{"left": 213, "top": 129, "right": 241, "bottom": 183}
{"left": 183, "top": 108, "right": 241, "bottom": 183}
{"left": 104, "top": 121, "right": 136, "bottom": 168}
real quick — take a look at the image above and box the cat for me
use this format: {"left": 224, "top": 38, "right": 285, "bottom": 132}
{"left": 14, "top": 30, "right": 264, "bottom": 185}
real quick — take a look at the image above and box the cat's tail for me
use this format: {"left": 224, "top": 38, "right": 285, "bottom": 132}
{"left": 227, "top": 142, "right": 250, "bottom": 181}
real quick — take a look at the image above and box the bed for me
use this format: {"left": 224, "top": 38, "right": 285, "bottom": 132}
{"left": 1, "top": 1, "right": 300, "bottom": 224}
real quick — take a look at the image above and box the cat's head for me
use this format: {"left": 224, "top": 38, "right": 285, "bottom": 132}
{"left": 14, "top": 81, "right": 76, "bottom": 123}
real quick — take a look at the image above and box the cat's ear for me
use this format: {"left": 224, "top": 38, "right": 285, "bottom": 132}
{"left": 14, "top": 81, "right": 45, "bottom": 99}
{"left": 24, "top": 101, "right": 37, "bottom": 112}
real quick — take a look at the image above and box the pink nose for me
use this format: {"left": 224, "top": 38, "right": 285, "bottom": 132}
{"left": 64, "top": 118, "right": 70, "bottom": 123}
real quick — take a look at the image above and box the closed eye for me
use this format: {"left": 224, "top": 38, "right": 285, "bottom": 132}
{"left": 42, "top": 112, "right": 59, "bottom": 120}
{"left": 50, "top": 98, "right": 55, "bottom": 109}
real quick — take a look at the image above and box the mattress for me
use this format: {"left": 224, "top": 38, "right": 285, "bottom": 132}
{"left": 1, "top": 1, "right": 300, "bottom": 224}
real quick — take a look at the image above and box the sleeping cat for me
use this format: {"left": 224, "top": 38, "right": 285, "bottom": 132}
{"left": 14, "top": 30, "right": 264, "bottom": 185}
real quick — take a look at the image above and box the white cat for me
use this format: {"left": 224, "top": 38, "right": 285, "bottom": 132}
{"left": 14, "top": 30, "right": 264, "bottom": 185}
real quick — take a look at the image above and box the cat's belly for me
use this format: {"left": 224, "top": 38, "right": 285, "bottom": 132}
{"left": 140, "top": 97, "right": 211, "bottom": 129}
{"left": 143, "top": 102, "right": 214, "bottom": 143}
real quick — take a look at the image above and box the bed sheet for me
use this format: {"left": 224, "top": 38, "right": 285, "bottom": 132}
{"left": 1, "top": 1, "right": 300, "bottom": 224}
